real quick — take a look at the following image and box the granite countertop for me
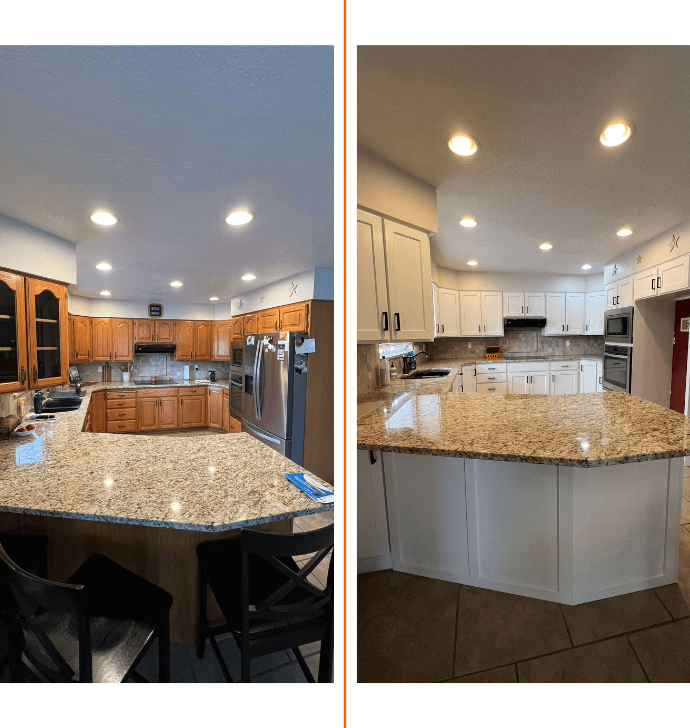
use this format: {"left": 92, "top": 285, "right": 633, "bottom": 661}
{"left": 0, "top": 383, "right": 332, "bottom": 531}
{"left": 357, "top": 391, "right": 690, "bottom": 467}
{"left": 80, "top": 379, "right": 231, "bottom": 390}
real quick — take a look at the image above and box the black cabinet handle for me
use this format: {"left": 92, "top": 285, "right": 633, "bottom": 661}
{"left": 657, "top": 276, "right": 661, "bottom": 289}
{"left": 562, "top": 325, "right": 564, "bottom": 331}
{"left": 369, "top": 450, "right": 376, "bottom": 464}
{"left": 436, "top": 324, "right": 439, "bottom": 333}
{"left": 566, "top": 325, "right": 569, "bottom": 331}
{"left": 441, "top": 324, "right": 444, "bottom": 333}
{"left": 382, "top": 311, "right": 388, "bottom": 331}
{"left": 521, "top": 305, "right": 524, "bottom": 313}
{"left": 394, "top": 313, "right": 401, "bottom": 332}
{"left": 652, "top": 279, "right": 655, "bottom": 290}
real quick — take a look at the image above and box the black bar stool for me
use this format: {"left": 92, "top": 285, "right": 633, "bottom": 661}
{"left": 0, "top": 544, "right": 173, "bottom": 683}
{"left": 0, "top": 532, "right": 49, "bottom": 677}
{"left": 196, "top": 524, "right": 334, "bottom": 682}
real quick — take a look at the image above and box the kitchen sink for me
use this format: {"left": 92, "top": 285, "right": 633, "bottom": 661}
{"left": 40, "top": 398, "right": 84, "bottom": 412}
{"left": 405, "top": 369, "right": 451, "bottom": 379}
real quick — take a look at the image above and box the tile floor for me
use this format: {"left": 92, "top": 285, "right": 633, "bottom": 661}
{"left": 0, "top": 500, "right": 334, "bottom": 683}
{"left": 358, "top": 469, "right": 690, "bottom": 683}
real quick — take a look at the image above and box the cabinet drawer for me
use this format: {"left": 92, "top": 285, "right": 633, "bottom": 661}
{"left": 107, "top": 420, "right": 136, "bottom": 433}
{"left": 106, "top": 407, "right": 136, "bottom": 421}
{"left": 506, "top": 361, "right": 550, "bottom": 372}
{"left": 106, "top": 399, "right": 137, "bottom": 410}
{"left": 181, "top": 387, "right": 207, "bottom": 397}
{"left": 476, "top": 363, "right": 506, "bottom": 374}
{"left": 477, "top": 382, "right": 507, "bottom": 394}
{"left": 476, "top": 373, "right": 506, "bottom": 384}
{"left": 228, "top": 414, "right": 241, "bottom": 433}
{"left": 106, "top": 390, "right": 136, "bottom": 401}
{"left": 138, "top": 388, "right": 179, "bottom": 398}
{"left": 549, "top": 361, "right": 578, "bottom": 370}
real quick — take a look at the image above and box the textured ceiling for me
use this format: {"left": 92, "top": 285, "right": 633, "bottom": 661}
{"left": 0, "top": 46, "right": 333, "bottom": 301}
{"left": 358, "top": 46, "right": 690, "bottom": 275}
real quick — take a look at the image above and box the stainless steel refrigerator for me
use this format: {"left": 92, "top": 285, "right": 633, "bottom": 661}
{"left": 241, "top": 331, "right": 307, "bottom": 463}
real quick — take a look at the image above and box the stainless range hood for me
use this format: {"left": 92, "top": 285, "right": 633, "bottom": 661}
{"left": 134, "top": 343, "right": 176, "bottom": 354}
{"left": 503, "top": 318, "right": 547, "bottom": 329}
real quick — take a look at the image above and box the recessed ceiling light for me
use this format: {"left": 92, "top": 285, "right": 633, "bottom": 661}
{"left": 226, "top": 211, "right": 254, "bottom": 226}
{"left": 90, "top": 211, "right": 117, "bottom": 225}
{"left": 600, "top": 121, "right": 633, "bottom": 147}
{"left": 582, "top": 264, "right": 592, "bottom": 270}
{"left": 241, "top": 274, "right": 257, "bottom": 281}
{"left": 95, "top": 262, "right": 112, "bottom": 270}
{"left": 467, "top": 260, "right": 478, "bottom": 266}
{"left": 170, "top": 281, "right": 183, "bottom": 287}
{"left": 448, "top": 133, "right": 479, "bottom": 156}
{"left": 459, "top": 217, "right": 478, "bottom": 228}
{"left": 539, "top": 242, "right": 553, "bottom": 250}
{"left": 616, "top": 228, "right": 634, "bottom": 236}
{"left": 99, "top": 290, "right": 111, "bottom": 296}
{"left": 209, "top": 297, "right": 219, "bottom": 301}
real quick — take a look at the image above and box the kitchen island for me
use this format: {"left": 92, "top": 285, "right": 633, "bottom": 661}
{"left": 358, "top": 391, "right": 689, "bottom": 605}
{"left": 0, "top": 384, "right": 334, "bottom": 644}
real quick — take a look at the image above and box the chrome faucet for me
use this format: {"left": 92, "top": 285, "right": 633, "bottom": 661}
{"left": 402, "top": 351, "right": 428, "bottom": 374}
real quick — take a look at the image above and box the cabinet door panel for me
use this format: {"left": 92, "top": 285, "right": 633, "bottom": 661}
{"left": 257, "top": 308, "right": 279, "bottom": 334}
{"left": 357, "top": 210, "right": 389, "bottom": 342}
{"left": 357, "top": 449, "right": 390, "bottom": 561}
{"left": 0, "top": 271, "right": 28, "bottom": 394}
{"left": 633, "top": 269, "right": 657, "bottom": 301}
{"left": 437, "top": 288, "right": 460, "bottom": 337}
{"left": 111, "top": 319, "right": 133, "bottom": 361}
{"left": 91, "top": 391, "right": 107, "bottom": 432}
{"left": 460, "top": 292, "right": 482, "bottom": 336}
{"left": 194, "top": 321, "right": 213, "bottom": 360}
{"left": 585, "top": 292, "right": 605, "bottom": 335}
{"left": 222, "top": 391, "right": 229, "bottom": 431}
{"left": 508, "top": 373, "right": 529, "bottom": 394}
{"left": 208, "top": 389, "right": 223, "bottom": 428}
{"left": 231, "top": 317, "right": 244, "bottom": 340}
{"left": 243, "top": 314, "right": 258, "bottom": 335}
{"left": 432, "top": 282, "right": 440, "bottom": 336}
{"left": 530, "top": 373, "right": 550, "bottom": 395}
{"left": 158, "top": 396, "right": 178, "bottom": 429}
{"left": 383, "top": 219, "right": 434, "bottom": 341}
{"left": 213, "top": 321, "right": 232, "bottom": 360}
{"left": 91, "top": 318, "right": 112, "bottom": 361}
{"left": 503, "top": 292, "right": 524, "bottom": 317}
{"left": 524, "top": 292, "right": 546, "bottom": 317}
{"left": 579, "top": 363, "right": 597, "bottom": 393}
{"left": 605, "top": 283, "right": 618, "bottom": 309}
{"left": 658, "top": 255, "right": 690, "bottom": 295}
{"left": 551, "top": 371, "right": 579, "bottom": 394}
{"left": 133, "top": 319, "right": 155, "bottom": 343}
{"left": 71, "top": 315, "right": 91, "bottom": 363}
{"left": 175, "top": 321, "right": 194, "bottom": 360}
{"left": 179, "top": 395, "right": 206, "bottom": 428}
{"left": 565, "top": 293, "right": 585, "bottom": 335}
{"left": 545, "top": 293, "right": 565, "bottom": 335}
{"left": 280, "top": 302, "right": 307, "bottom": 332}
{"left": 156, "top": 320, "right": 175, "bottom": 343}
{"left": 618, "top": 278, "right": 634, "bottom": 307}
{"left": 481, "top": 292, "right": 503, "bottom": 336}
{"left": 26, "top": 278, "right": 69, "bottom": 388}
{"left": 461, "top": 366, "right": 476, "bottom": 392}
{"left": 137, "top": 398, "right": 158, "bottom": 430}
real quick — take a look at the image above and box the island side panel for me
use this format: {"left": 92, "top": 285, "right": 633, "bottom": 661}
{"left": 570, "top": 458, "right": 684, "bottom": 605}
{"left": 384, "top": 452, "right": 470, "bottom": 582}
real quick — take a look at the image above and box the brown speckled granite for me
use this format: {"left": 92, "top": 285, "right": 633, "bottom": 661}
{"left": 0, "top": 383, "right": 332, "bottom": 531}
{"left": 357, "top": 391, "right": 690, "bottom": 467}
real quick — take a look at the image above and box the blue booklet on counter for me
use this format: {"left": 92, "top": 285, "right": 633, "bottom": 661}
{"left": 284, "top": 473, "right": 335, "bottom": 503}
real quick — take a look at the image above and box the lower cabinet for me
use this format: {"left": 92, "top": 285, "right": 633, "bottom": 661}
{"left": 136, "top": 398, "right": 158, "bottom": 431}
{"left": 179, "top": 394, "right": 206, "bottom": 428}
{"left": 158, "top": 396, "right": 178, "bottom": 429}
{"left": 580, "top": 362, "right": 598, "bottom": 394}
{"left": 208, "top": 388, "right": 223, "bottom": 429}
{"left": 357, "top": 449, "right": 391, "bottom": 573}
{"left": 508, "top": 372, "right": 549, "bottom": 395}
{"left": 550, "top": 371, "right": 579, "bottom": 395}
{"left": 90, "top": 391, "right": 107, "bottom": 432}
{"left": 222, "top": 390, "right": 229, "bottom": 431}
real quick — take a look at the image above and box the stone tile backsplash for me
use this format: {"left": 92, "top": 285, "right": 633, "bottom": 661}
{"left": 357, "top": 342, "right": 428, "bottom": 396}
{"left": 76, "top": 355, "right": 231, "bottom": 382}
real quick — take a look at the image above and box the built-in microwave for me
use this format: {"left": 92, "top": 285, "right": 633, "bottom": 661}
{"left": 231, "top": 342, "right": 244, "bottom": 368}
{"left": 604, "top": 306, "right": 633, "bottom": 345}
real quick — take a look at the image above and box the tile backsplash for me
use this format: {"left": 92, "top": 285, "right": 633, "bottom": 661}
{"left": 357, "top": 342, "right": 428, "bottom": 396}
{"left": 75, "top": 355, "right": 231, "bottom": 382}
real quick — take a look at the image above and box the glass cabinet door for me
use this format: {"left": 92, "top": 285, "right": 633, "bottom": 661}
{"left": 27, "top": 278, "right": 68, "bottom": 388}
{"left": 0, "top": 271, "right": 28, "bottom": 394}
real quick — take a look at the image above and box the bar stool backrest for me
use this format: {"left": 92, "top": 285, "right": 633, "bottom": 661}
{"left": 240, "top": 524, "right": 334, "bottom": 632}
{"left": 0, "top": 542, "right": 93, "bottom": 682}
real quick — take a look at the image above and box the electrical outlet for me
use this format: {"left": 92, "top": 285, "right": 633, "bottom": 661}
{"left": 98, "top": 365, "right": 103, "bottom": 372}
{"left": 467, "top": 342, "right": 472, "bottom": 348}
{"left": 565, "top": 340, "right": 570, "bottom": 347}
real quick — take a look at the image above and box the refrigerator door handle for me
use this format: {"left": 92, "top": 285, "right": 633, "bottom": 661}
{"left": 253, "top": 342, "right": 261, "bottom": 420}
{"left": 243, "top": 421, "right": 281, "bottom": 445}
{"left": 260, "top": 342, "right": 267, "bottom": 419}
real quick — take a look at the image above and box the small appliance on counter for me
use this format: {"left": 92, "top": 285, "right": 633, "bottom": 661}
{"left": 209, "top": 370, "right": 217, "bottom": 382}
{"left": 485, "top": 345, "right": 501, "bottom": 361}
{"left": 69, "top": 364, "right": 82, "bottom": 385}
{"left": 33, "top": 390, "right": 44, "bottom": 414}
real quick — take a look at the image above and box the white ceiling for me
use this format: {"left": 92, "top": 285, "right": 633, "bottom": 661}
{"left": 0, "top": 46, "right": 333, "bottom": 301}
{"left": 358, "top": 46, "right": 690, "bottom": 275}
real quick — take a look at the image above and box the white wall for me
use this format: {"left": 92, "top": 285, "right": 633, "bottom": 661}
{"left": 432, "top": 265, "right": 604, "bottom": 293}
{"left": 0, "top": 212, "right": 77, "bottom": 284}
{"left": 67, "top": 292, "right": 215, "bottom": 320}
{"left": 604, "top": 217, "right": 690, "bottom": 284}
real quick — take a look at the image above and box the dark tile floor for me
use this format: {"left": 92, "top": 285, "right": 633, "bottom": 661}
{"left": 1, "top": 513, "right": 333, "bottom": 683}
{"left": 358, "top": 469, "right": 690, "bottom": 683}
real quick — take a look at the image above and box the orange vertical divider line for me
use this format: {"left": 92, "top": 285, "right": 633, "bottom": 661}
{"left": 343, "top": 0, "right": 347, "bottom": 724}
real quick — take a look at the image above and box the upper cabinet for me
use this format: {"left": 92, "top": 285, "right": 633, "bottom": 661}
{"left": 357, "top": 209, "right": 434, "bottom": 342}
{"left": 459, "top": 292, "right": 482, "bottom": 336}
{"left": 585, "top": 291, "right": 605, "bottom": 335}
{"left": 231, "top": 317, "right": 244, "bottom": 341}
{"left": 502, "top": 292, "right": 545, "bottom": 318}
{"left": 257, "top": 307, "right": 280, "bottom": 334}
{"left": 436, "top": 288, "right": 460, "bottom": 337}
{"left": 525, "top": 292, "right": 546, "bottom": 317}
{"left": 243, "top": 313, "right": 258, "bottom": 335}
{"left": 213, "top": 321, "right": 232, "bottom": 360}
{"left": 194, "top": 321, "right": 213, "bottom": 360}
{"left": 26, "top": 277, "right": 69, "bottom": 389}
{"left": 565, "top": 293, "right": 585, "bottom": 335}
{"left": 156, "top": 320, "right": 176, "bottom": 343}
{"left": 634, "top": 255, "right": 690, "bottom": 301}
{"left": 174, "top": 320, "right": 213, "bottom": 360}
{"left": 606, "top": 276, "right": 633, "bottom": 309}
{"left": 91, "top": 318, "right": 112, "bottom": 361}
{"left": 111, "top": 319, "right": 133, "bottom": 361}
{"left": 175, "top": 320, "right": 194, "bottom": 360}
{"left": 0, "top": 270, "right": 28, "bottom": 395}
{"left": 544, "top": 293, "right": 566, "bottom": 335}
{"left": 70, "top": 315, "right": 91, "bottom": 363}
{"left": 133, "top": 319, "right": 175, "bottom": 344}
{"left": 481, "top": 292, "right": 504, "bottom": 336}
{"left": 279, "top": 302, "right": 309, "bottom": 332}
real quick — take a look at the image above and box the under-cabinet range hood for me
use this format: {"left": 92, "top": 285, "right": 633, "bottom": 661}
{"left": 503, "top": 318, "right": 547, "bottom": 329}
{"left": 134, "top": 343, "right": 176, "bottom": 354}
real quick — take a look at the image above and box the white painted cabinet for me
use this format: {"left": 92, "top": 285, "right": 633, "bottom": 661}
{"left": 580, "top": 361, "right": 597, "bottom": 393}
{"left": 357, "top": 449, "right": 391, "bottom": 572}
{"left": 481, "top": 292, "right": 504, "bottom": 336}
{"left": 503, "top": 292, "right": 524, "bottom": 317}
{"left": 437, "top": 288, "right": 461, "bottom": 337}
{"left": 633, "top": 268, "right": 658, "bottom": 301}
{"left": 461, "top": 365, "right": 477, "bottom": 392}
{"left": 357, "top": 210, "right": 388, "bottom": 342}
{"left": 545, "top": 293, "right": 566, "bottom": 335}
{"left": 550, "top": 371, "right": 579, "bottom": 394}
{"left": 452, "top": 374, "right": 463, "bottom": 392}
{"left": 565, "top": 293, "right": 585, "bottom": 335}
{"left": 605, "top": 282, "right": 618, "bottom": 309}
{"left": 597, "top": 361, "right": 603, "bottom": 392}
{"left": 509, "top": 372, "right": 549, "bottom": 395}
{"left": 606, "top": 277, "right": 634, "bottom": 308}
{"left": 659, "top": 255, "right": 690, "bottom": 295}
{"left": 585, "top": 291, "right": 605, "bottom": 335}
{"left": 525, "top": 292, "right": 546, "bottom": 317}
{"left": 432, "top": 282, "right": 440, "bottom": 337}
{"left": 460, "top": 292, "right": 482, "bottom": 336}
{"left": 357, "top": 209, "right": 435, "bottom": 342}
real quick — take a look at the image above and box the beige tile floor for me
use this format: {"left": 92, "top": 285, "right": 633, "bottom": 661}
{"left": 358, "top": 468, "right": 690, "bottom": 683}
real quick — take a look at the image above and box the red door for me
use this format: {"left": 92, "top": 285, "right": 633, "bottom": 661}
{"left": 669, "top": 299, "right": 690, "bottom": 413}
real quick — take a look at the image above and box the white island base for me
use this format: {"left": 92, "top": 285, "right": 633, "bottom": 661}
{"left": 384, "top": 453, "right": 685, "bottom": 605}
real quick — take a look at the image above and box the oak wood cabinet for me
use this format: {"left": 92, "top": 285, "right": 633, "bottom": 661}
{"left": 136, "top": 389, "right": 179, "bottom": 430}
{"left": 175, "top": 321, "right": 194, "bottom": 360}
{"left": 228, "top": 413, "right": 241, "bottom": 434}
{"left": 158, "top": 396, "right": 178, "bottom": 429}
{"left": 136, "top": 398, "right": 158, "bottom": 431}
{"left": 179, "top": 393, "right": 206, "bottom": 428}
{"left": 194, "top": 321, "right": 213, "bottom": 360}
{"left": 257, "top": 308, "right": 280, "bottom": 333}
{"left": 70, "top": 315, "right": 92, "bottom": 363}
{"left": 208, "top": 388, "right": 223, "bottom": 429}
{"left": 91, "top": 318, "right": 112, "bottom": 361}
{"left": 231, "top": 317, "right": 243, "bottom": 341}
{"left": 213, "top": 321, "right": 232, "bottom": 360}
{"left": 243, "top": 313, "right": 258, "bottom": 335}
{"left": 26, "top": 277, "right": 69, "bottom": 389}
{"left": 0, "top": 270, "right": 28, "bottom": 395}
{"left": 133, "top": 319, "right": 176, "bottom": 344}
{"left": 91, "top": 391, "right": 107, "bottom": 432}
{"left": 156, "top": 320, "right": 175, "bottom": 343}
{"left": 111, "top": 319, "right": 133, "bottom": 361}
{"left": 279, "top": 302, "right": 309, "bottom": 332}
{"left": 222, "top": 389, "right": 229, "bottom": 431}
